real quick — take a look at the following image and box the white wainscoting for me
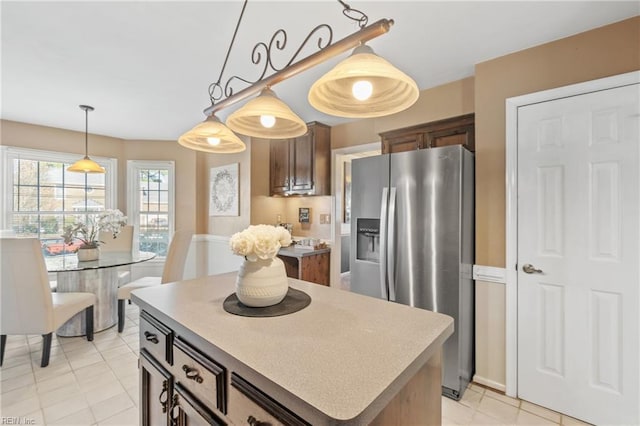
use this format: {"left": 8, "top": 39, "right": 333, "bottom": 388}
{"left": 129, "top": 234, "right": 243, "bottom": 282}
{"left": 183, "top": 234, "right": 243, "bottom": 280}
{"left": 130, "top": 258, "right": 163, "bottom": 281}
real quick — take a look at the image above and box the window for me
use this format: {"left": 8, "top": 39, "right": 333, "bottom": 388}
{"left": 127, "top": 160, "right": 175, "bottom": 258}
{"left": 1, "top": 146, "right": 117, "bottom": 254}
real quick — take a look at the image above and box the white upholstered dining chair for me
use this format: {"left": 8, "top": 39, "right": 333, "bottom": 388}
{"left": 99, "top": 225, "right": 134, "bottom": 285}
{"left": 0, "top": 238, "right": 96, "bottom": 367}
{"left": 116, "top": 229, "right": 193, "bottom": 332}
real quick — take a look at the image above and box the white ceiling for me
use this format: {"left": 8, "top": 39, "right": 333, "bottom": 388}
{"left": 1, "top": 1, "right": 638, "bottom": 141}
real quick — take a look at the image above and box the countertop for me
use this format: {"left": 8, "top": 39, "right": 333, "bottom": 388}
{"left": 131, "top": 273, "right": 453, "bottom": 424}
{"left": 278, "top": 246, "right": 331, "bottom": 258}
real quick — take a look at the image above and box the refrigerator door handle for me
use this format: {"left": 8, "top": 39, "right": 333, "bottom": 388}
{"left": 387, "top": 187, "right": 397, "bottom": 301}
{"left": 379, "top": 187, "right": 389, "bottom": 299}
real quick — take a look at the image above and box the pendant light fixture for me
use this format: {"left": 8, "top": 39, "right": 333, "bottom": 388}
{"left": 178, "top": 114, "right": 246, "bottom": 153}
{"left": 67, "top": 105, "right": 105, "bottom": 174}
{"left": 177, "top": 1, "right": 248, "bottom": 153}
{"left": 226, "top": 88, "right": 307, "bottom": 139}
{"left": 308, "top": 43, "right": 419, "bottom": 118}
{"left": 180, "top": 0, "right": 420, "bottom": 152}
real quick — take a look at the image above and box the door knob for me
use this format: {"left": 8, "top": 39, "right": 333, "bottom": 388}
{"left": 522, "top": 264, "right": 543, "bottom": 274}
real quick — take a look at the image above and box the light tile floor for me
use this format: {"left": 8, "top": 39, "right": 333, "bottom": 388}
{"left": 444, "top": 383, "right": 591, "bottom": 426}
{"left": 1, "top": 305, "right": 141, "bottom": 426}
{"left": 1, "top": 304, "right": 591, "bottom": 426}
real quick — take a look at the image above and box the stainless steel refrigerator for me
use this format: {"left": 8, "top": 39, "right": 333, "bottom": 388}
{"left": 350, "top": 145, "right": 474, "bottom": 400}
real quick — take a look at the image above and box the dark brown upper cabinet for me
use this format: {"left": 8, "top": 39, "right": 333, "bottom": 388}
{"left": 269, "top": 122, "right": 331, "bottom": 196}
{"left": 380, "top": 113, "right": 475, "bottom": 154}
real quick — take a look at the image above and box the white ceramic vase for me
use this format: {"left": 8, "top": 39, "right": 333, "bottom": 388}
{"left": 77, "top": 247, "right": 100, "bottom": 262}
{"left": 235, "top": 257, "right": 288, "bottom": 307}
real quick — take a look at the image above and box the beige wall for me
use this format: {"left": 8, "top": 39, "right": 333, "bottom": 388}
{"left": 1, "top": 119, "right": 126, "bottom": 207}
{"left": 473, "top": 16, "right": 640, "bottom": 387}
{"left": 196, "top": 137, "right": 252, "bottom": 236}
{"left": 249, "top": 137, "right": 334, "bottom": 239}
{"left": 1, "top": 119, "right": 197, "bottom": 234}
{"left": 250, "top": 137, "right": 285, "bottom": 227}
{"left": 475, "top": 16, "right": 640, "bottom": 267}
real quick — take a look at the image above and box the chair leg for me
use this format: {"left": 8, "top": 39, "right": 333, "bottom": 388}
{"left": 118, "top": 299, "right": 126, "bottom": 333}
{"left": 41, "top": 333, "right": 52, "bottom": 367}
{"left": 85, "top": 305, "right": 94, "bottom": 342}
{"left": 0, "top": 334, "right": 6, "bottom": 366}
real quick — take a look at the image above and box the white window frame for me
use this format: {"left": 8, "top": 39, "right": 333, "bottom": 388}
{"left": 0, "top": 145, "right": 117, "bottom": 230}
{"left": 127, "top": 160, "right": 175, "bottom": 260}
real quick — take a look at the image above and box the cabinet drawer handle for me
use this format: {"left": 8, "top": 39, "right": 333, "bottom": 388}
{"left": 159, "top": 380, "right": 168, "bottom": 413}
{"left": 169, "top": 394, "right": 180, "bottom": 426}
{"left": 247, "top": 415, "right": 272, "bottom": 426}
{"left": 144, "top": 331, "right": 159, "bottom": 344}
{"left": 182, "top": 364, "right": 204, "bottom": 383}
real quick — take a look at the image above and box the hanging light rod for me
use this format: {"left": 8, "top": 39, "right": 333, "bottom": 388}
{"left": 204, "top": 17, "right": 393, "bottom": 116}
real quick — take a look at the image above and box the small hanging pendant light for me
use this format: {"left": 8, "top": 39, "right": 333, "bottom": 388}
{"left": 178, "top": 114, "right": 246, "bottom": 153}
{"left": 308, "top": 44, "right": 419, "bottom": 118}
{"left": 226, "top": 88, "right": 307, "bottom": 139}
{"left": 67, "top": 105, "right": 105, "bottom": 173}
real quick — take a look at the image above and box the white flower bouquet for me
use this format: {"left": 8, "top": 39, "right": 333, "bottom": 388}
{"left": 62, "top": 209, "right": 127, "bottom": 249}
{"left": 229, "top": 224, "right": 292, "bottom": 262}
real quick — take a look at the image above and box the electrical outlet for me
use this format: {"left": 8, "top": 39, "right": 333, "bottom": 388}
{"left": 320, "top": 214, "right": 331, "bottom": 224}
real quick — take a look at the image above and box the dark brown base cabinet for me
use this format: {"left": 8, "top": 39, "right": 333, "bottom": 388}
{"left": 139, "top": 310, "right": 308, "bottom": 426}
{"left": 380, "top": 113, "right": 475, "bottom": 154}
{"left": 278, "top": 250, "right": 330, "bottom": 286}
{"left": 134, "top": 276, "right": 451, "bottom": 425}
{"left": 140, "top": 351, "right": 173, "bottom": 426}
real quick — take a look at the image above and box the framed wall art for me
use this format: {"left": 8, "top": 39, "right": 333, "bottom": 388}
{"left": 210, "top": 163, "right": 239, "bottom": 216}
{"left": 299, "top": 207, "right": 310, "bottom": 223}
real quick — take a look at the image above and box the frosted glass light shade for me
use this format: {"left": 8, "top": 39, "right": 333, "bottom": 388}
{"left": 178, "top": 115, "right": 246, "bottom": 153}
{"left": 226, "top": 88, "right": 307, "bottom": 139}
{"left": 308, "top": 44, "right": 419, "bottom": 118}
{"left": 67, "top": 156, "right": 105, "bottom": 173}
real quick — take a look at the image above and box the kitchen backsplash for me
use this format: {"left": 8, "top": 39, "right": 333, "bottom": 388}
{"left": 251, "top": 195, "right": 333, "bottom": 241}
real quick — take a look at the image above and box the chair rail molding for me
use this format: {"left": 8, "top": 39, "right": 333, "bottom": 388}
{"left": 472, "top": 265, "right": 506, "bottom": 284}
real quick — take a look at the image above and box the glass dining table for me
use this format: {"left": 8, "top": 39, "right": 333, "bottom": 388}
{"left": 45, "top": 251, "right": 156, "bottom": 337}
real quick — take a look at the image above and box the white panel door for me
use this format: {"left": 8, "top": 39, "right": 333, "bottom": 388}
{"left": 517, "top": 83, "right": 639, "bottom": 425}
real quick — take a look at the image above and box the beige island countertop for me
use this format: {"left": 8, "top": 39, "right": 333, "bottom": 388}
{"left": 132, "top": 272, "right": 453, "bottom": 425}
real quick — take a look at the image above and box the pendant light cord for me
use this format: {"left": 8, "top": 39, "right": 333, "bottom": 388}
{"left": 84, "top": 107, "right": 89, "bottom": 157}
{"left": 203, "top": 0, "right": 382, "bottom": 115}
{"left": 208, "top": 0, "right": 248, "bottom": 105}
{"left": 338, "top": 0, "right": 368, "bottom": 28}
{"left": 79, "top": 105, "right": 95, "bottom": 157}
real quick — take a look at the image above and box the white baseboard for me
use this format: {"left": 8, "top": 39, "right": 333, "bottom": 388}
{"left": 473, "top": 374, "right": 506, "bottom": 393}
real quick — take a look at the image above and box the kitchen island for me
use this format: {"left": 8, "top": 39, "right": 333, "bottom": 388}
{"left": 132, "top": 272, "right": 453, "bottom": 425}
